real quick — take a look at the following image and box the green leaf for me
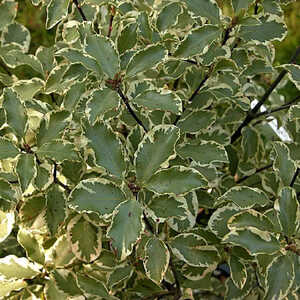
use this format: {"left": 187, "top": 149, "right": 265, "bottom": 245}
{"left": 265, "top": 255, "right": 294, "bottom": 300}
{"left": 168, "top": 191, "right": 198, "bottom": 232}
{"left": 0, "top": 0, "right": 17, "bottom": 31}
{"left": 63, "top": 82, "right": 86, "bottom": 112}
{"left": 85, "top": 34, "right": 120, "bottom": 78}
{"left": 185, "top": 0, "right": 220, "bottom": 24}
{"left": 56, "top": 48, "right": 102, "bottom": 76}
{"left": 156, "top": 2, "right": 182, "bottom": 31}
{"left": 13, "top": 78, "right": 44, "bottom": 101}
{"left": 2, "top": 22, "right": 31, "bottom": 53}
{"left": 44, "top": 280, "right": 67, "bottom": 300}
{"left": 69, "top": 178, "right": 126, "bottom": 217}
{"left": 36, "top": 110, "right": 70, "bottom": 147}
{"left": 108, "top": 265, "right": 134, "bottom": 288}
{"left": 277, "top": 187, "right": 299, "bottom": 237}
{"left": 84, "top": 122, "right": 126, "bottom": 178}
{"left": 177, "top": 110, "right": 216, "bottom": 133}
{"left": 169, "top": 233, "right": 220, "bottom": 267}
{"left": 52, "top": 269, "right": 82, "bottom": 296}
{"left": 239, "top": 19, "right": 287, "bottom": 42}
{"left": 217, "top": 186, "right": 270, "bottom": 208}
{"left": 45, "top": 185, "right": 66, "bottom": 235}
{"left": 76, "top": 274, "right": 111, "bottom": 298}
{"left": 117, "top": 23, "right": 138, "bottom": 54}
{"left": 227, "top": 210, "right": 274, "bottom": 232}
{"left": 132, "top": 90, "right": 182, "bottom": 114}
{"left": 283, "top": 64, "right": 300, "bottom": 90}
{"left": 0, "top": 179, "right": 17, "bottom": 208}
{"left": 223, "top": 228, "right": 280, "bottom": 255}
{"left": 46, "top": 0, "right": 70, "bottom": 29}
{"left": 107, "top": 200, "right": 144, "bottom": 260}
{"left": 16, "top": 154, "right": 36, "bottom": 193}
{"left": 37, "top": 141, "right": 79, "bottom": 162}
{"left": 17, "top": 228, "right": 45, "bottom": 265}
{"left": 0, "top": 210, "right": 14, "bottom": 243}
{"left": 144, "top": 237, "right": 170, "bottom": 284}
{"left": 3, "top": 87, "right": 27, "bottom": 138}
{"left": 126, "top": 44, "right": 167, "bottom": 77}
{"left": 67, "top": 215, "right": 102, "bottom": 263}
{"left": 289, "top": 105, "right": 300, "bottom": 121}
{"left": 135, "top": 125, "right": 180, "bottom": 184}
{"left": 146, "top": 166, "right": 207, "bottom": 195}
{"left": 0, "top": 138, "right": 20, "bottom": 159}
{"left": 229, "top": 255, "right": 247, "bottom": 289}
{"left": 231, "top": 0, "right": 254, "bottom": 14}
{"left": 208, "top": 204, "right": 241, "bottom": 238}
{"left": 225, "top": 268, "right": 253, "bottom": 300}
{"left": 273, "top": 142, "right": 297, "bottom": 186}
{"left": 174, "top": 25, "right": 221, "bottom": 58}
{"left": 177, "top": 141, "right": 228, "bottom": 165}
{"left": 147, "top": 194, "right": 187, "bottom": 221}
{"left": 34, "top": 165, "right": 52, "bottom": 191}
{"left": 86, "top": 88, "right": 120, "bottom": 124}
{"left": 261, "top": 0, "right": 282, "bottom": 16}
{"left": 0, "top": 255, "right": 41, "bottom": 280}
{"left": 1, "top": 50, "right": 44, "bottom": 74}
{"left": 19, "top": 195, "right": 46, "bottom": 226}
{"left": 48, "top": 235, "right": 75, "bottom": 267}
{"left": 242, "top": 59, "right": 273, "bottom": 77}
{"left": 0, "top": 280, "right": 27, "bottom": 298}
{"left": 44, "top": 64, "right": 68, "bottom": 94}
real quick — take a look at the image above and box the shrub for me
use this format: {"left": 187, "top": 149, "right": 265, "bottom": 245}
{"left": 0, "top": 0, "right": 300, "bottom": 299}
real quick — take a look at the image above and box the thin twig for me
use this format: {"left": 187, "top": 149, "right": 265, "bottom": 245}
{"left": 0, "top": 60, "right": 12, "bottom": 76}
{"left": 253, "top": 94, "right": 300, "bottom": 119}
{"left": 107, "top": 6, "right": 115, "bottom": 38}
{"left": 50, "top": 94, "right": 57, "bottom": 105}
{"left": 117, "top": 88, "right": 148, "bottom": 132}
{"left": 173, "top": 73, "right": 210, "bottom": 125}
{"left": 231, "top": 46, "right": 300, "bottom": 144}
{"left": 53, "top": 162, "right": 71, "bottom": 193}
{"left": 236, "top": 163, "right": 273, "bottom": 184}
{"left": 73, "top": 0, "right": 87, "bottom": 21}
{"left": 173, "top": 24, "right": 234, "bottom": 126}
{"left": 290, "top": 168, "right": 300, "bottom": 188}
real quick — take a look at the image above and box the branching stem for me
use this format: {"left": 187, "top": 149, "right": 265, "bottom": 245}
{"left": 236, "top": 163, "right": 273, "bottom": 184}
{"left": 117, "top": 88, "right": 148, "bottom": 132}
{"left": 73, "top": 0, "right": 87, "bottom": 21}
{"left": 231, "top": 46, "right": 300, "bottom": 144}
{"left": 173, "top": 73, "right": 210, "bottom": 125}
{"left": 253, "top": 94, "right": 300, "bottom": 119}
{"left": 290, "top": 168, "right": 300, "bottom": 188}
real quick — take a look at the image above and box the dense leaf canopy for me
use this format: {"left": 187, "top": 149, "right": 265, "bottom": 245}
{"left": 0, "top": 0, "right": 299, "bottom": 299}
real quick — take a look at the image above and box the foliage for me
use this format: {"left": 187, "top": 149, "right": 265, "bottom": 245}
{"left": 0, "top": 0, "right": 300, "bottom": 299}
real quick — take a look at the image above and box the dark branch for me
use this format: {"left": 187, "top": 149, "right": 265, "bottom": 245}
{"left": 173, "top": 73, "right": 210, "bottom": 125}
{"left": 107, "top": 6, "right": 115, "bottom": 37}
{"left": 253, "top": 94, "right": 300, "bottom": 119}
{"left": 53, "top": 162, "right": 71, "bottom": 193}
{"left": 50, "top": 94, "right": 57, "bottom": 105}
{"left": 73, "top": 0, "right": 87, "bottom": 21}
{"left": 290, "top": 168, "right": 300, "bottom": 188}
{"left": 231, "top": 46, "right": 300, "bottom": 144}
{"left": 117, "top": 88, "right": 148, "bottom": 132}
{"left": 236, "top": 163, "right": 273, "bottom": 184}
{"left": 0, "top": 60, "right": 12, "bottom": 76}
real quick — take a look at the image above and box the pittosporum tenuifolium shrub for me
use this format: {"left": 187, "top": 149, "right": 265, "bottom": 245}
{"left": 0, "top": 0, "right": 299, "bottom": 299}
